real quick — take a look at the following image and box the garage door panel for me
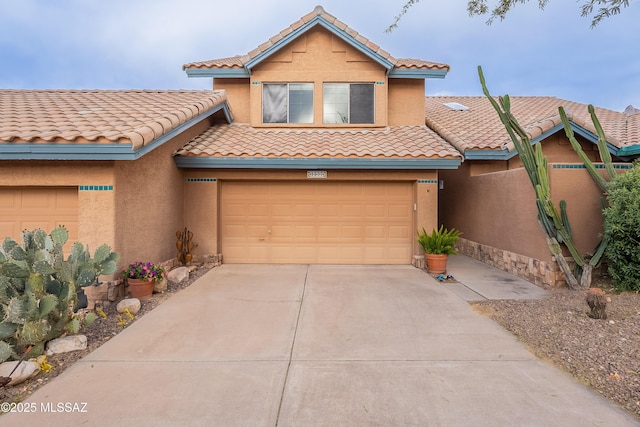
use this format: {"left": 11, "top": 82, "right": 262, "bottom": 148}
{"left": 0, "top": 188, "right": 78, "bottom": 251}
{"left": 221, "top": 181, "right": 413, "bottom": 264}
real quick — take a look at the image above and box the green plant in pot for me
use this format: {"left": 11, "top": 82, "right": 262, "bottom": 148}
{"left": 416, "top": 225, "right": 462, "bottom": 274}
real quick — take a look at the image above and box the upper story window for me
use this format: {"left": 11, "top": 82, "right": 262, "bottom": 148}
{"left": 323, "top": 83, "right": 374, "bottom": 124}
{"left": 262, "top": 83, "right": 314, "bottom": 124}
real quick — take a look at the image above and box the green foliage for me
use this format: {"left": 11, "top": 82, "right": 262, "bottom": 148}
{"left": 0, "top": 226, "right": 119, "bottom": 362}
{"left": 603, "top": 162, "right": 640, "bottom": 291}
{"left": 416, "top": 226, "right": 462, "bottom": 255}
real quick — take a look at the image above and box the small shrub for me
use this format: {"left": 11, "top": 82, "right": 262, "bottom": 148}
{"left": 603, "top": 162, "right": 640, "bottom": 291}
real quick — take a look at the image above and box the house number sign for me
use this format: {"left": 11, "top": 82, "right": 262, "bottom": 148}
{"left": 307, "top": 171, "right": 327, "bottom": 179}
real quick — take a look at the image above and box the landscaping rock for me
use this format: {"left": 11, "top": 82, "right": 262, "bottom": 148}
{"left": 167, "top": 266, "right": 189, "bottom": 283}
{"left": 46, "top": 335, "right": 88, "bottom": 355}
{"left": 154, "top": 278, "right": 168, "bottom": 293}
{"left": 117, "top": 298, "right": 141, "bottom": 314}
{"left": 0, "top": 361, "right": 40, "bottom": 386}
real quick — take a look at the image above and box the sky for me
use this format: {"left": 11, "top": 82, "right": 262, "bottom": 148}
{"left": 0, "top": 0, "right": 638, "bottom": 112}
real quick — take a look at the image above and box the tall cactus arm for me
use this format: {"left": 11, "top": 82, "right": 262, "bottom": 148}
{"left": 559, "top": 107, "right": 609, "bottom": 191}
{"left": 588, "top": 104, "right": 617, "bottom": 181}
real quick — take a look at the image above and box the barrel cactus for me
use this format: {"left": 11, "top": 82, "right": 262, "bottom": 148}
{"left": 0, "top": 227, "right": 118, "bottom": 361}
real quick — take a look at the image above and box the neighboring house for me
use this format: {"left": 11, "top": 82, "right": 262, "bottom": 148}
{"left": 425, "top": 96, "right": 640, "bottom": 286}
{"left": 0, "top": 90, "right": 231, "bottom": 265}
{"left": 1, "top": 6, "right": 637, "bottom": 285}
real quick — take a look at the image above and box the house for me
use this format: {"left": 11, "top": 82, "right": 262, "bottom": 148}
{"left": 0, "top": 6, "right": 461, "bottom": 268}
{"left": 1, "top": 6, "right": 637, "bottom": 285}
{"left": 425, "top": 96, "right": 639, "bottom": 286}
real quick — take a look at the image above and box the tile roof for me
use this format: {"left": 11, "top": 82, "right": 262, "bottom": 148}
{"left": 183, "top": 6, "right": 449, "bottom": 73}
{"left": 0, "top": 89, "right": 228, "bottom": 150}
{"left": 175, "top": 124, "right": 462, "bottom": 160}
{"left": 424, "top": 96, "right": 639, "bottom": 153}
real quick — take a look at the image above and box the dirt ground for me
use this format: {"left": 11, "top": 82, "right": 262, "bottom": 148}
{"left": 473, "top": 285, "right": 640, "bottom": 420}
{"left": 2, "top": 267, "right": 639, "bottom": 421}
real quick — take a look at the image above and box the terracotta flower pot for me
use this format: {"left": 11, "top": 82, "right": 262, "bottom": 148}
{"left": 127, "top": 278, "right": 154, "bottom": 301}
{"left": 425, "top": 254, "right": 449, "bottom": 274}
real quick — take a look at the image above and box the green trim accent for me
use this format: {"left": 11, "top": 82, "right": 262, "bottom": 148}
{"left": 388, "top": 68, "right": 448, "bottom": 79}
{"left": 417, "top": 179, "right": 438, "bottom": 184}
{"left": 375, "top": 81, "right": 385, "bottom": 85}
{"left": 174, "top": 157, "right": 461, "bottom": 170}
{"left": 185, "top": 68, "right": 250, "bottom": 78}
{"left": 251, "top": 81, "right": 261, "bottom": 85}
{"left": 552, "top": 164, "right": 632, "bottom": 170}
{"left": 185, "top": 178, "right": 217, "bottom": 182}
{"left": 79, "top": 185, "right": 114, "bottom": 191}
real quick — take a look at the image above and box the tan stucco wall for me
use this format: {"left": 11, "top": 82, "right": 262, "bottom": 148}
{"left": 0, "top": 160, "right": 117, "bottom": 253}
{"left": 113, "top": 118, "right": 213, "bottom": 266}
{"left": 213, "top": 78, "right": 250, "bottom": 123}
{"left": 439, "top": 162, "right": 551, "bottom": 262}
{"left": 183, "top": 169, "right": 439, "bottom": 261}
{"left": 388, "top": 79, "right": 425, "bottom": 126}
{"left": 248, "top": 26, "right": 388, "bottom": 128}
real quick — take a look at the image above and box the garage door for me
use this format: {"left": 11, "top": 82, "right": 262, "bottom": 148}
{"left": 0, "top": 187, "right": 78, "bottom": 248}
{"left": 221, "top": 181, "right": 413, "bottom": 264}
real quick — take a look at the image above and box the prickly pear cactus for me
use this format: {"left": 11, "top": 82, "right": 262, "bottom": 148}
{"left": 0, "top": 227, "right": 119, "bottom": 361}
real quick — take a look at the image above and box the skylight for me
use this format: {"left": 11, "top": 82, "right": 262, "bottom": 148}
{"left": 443, "top": 102, "right": 470, "bottom": 111}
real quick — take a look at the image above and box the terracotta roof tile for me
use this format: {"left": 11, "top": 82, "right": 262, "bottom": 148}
{"left": 424, "top": 96, "right": 637, "bottom": 153}
{"left": 183, "top": 7, "right": 448, "bottom": 73}
{"left": 175, "top": 124, "right": 461, "bottom": 160}
{"left": 0, "top": 89, "right": 227, "bottom": 150}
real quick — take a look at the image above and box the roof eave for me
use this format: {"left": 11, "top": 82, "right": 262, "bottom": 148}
{"left": 0, "top": 102, "right": 233, "bottom": 161}
{"left": 245, "top": 17, "right": 395, "bottom": 73}
{"left": 174, "top": 157, "right": 461, "bottom": 170}
{"left": 389, "top": 69, "right": 448, "bottom": 79}
{"left": 185, "top": 68, "right": 250, "bottom": 79}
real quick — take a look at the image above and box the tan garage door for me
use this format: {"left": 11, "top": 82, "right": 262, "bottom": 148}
{"left": 221, "top": 181, "right": 413, "bottom": 264}
{"left": 0, "top": 187, "right": 78, "bottom": 248}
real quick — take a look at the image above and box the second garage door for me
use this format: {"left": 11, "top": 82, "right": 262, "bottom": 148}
{"left": 221, "top": 181, "right": 413, "bottom": 264}
{"left": 0, "top": 187, "right": 78, "bottom": 248}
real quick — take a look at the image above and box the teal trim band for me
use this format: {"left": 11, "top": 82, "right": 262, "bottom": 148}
{"left": 417, "top": 179, "right": 438, "bottom": 184}
{"left": 185, "top": 178, "right": 217, "bottom": 182}
{"left": 0, "top": 103, "right": 232, "bottom": 160}
{"left": 388, "top": 69, "right": 448, "bottom": 79}
{"left": 174, "top": 157, "right": 461, "bottom": 170}
{"left": 79, "top": 185, "right": 114, "bottom": 191}
{"left": 552, "top": 164, "right": 632, "bottom": 169}
{"left": 185, "top": 68, "right": 250, "bottom": 78}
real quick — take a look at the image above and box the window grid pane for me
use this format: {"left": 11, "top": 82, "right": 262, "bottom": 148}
{"left": 323, "top": 83, "right": 349, "bottom": 124}
{"left": 289, "top": 83, "right": 314, "bottom": 124}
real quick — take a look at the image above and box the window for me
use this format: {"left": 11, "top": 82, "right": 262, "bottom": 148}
{"left": 262, "top": 83, "right": 313, "bottom": 124}
{"left": 323, "top": 83, "right": 374, "bottom": 124}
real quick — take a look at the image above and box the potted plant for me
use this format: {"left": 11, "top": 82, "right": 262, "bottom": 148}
{"left": 416, "top": 225, "right": 462, "bottom": 274}
{"left": 120, "top": 262, "right": 166, "bottom": 301}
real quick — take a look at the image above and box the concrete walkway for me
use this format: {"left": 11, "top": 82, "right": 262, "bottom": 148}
{"left": 1, "top": 259, "right": 637, "bottom": 426}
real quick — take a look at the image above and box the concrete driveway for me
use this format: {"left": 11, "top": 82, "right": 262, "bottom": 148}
{"left": 1, "top": 264, "right": 637, "bottom": 426}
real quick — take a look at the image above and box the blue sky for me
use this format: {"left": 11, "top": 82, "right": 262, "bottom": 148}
{"left": 0, "top": 0, "right": 637, "bottom": 112}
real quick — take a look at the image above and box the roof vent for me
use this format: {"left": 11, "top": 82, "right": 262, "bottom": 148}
{"left": 443, "top": 102, "right": 469, "bottom": 111}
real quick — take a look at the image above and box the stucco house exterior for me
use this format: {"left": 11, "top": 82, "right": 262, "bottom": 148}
{"left": 426, "top": 96, "right": 639, "bottom": 286}
{"left": 1, "top": 6, "right": 638, "bottom": 285}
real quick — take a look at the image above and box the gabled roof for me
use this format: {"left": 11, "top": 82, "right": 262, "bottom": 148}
{"left": 0, "top": 89, "right": 231, "bottom": 160}
{"left": 183, "top": 6, "right": 449, "bottom": 80}
{"left": 174, "top": 123, "right": 462, "bottom": 169}
{"left": 424, "top": 96, "right": 640, "bottom": 160}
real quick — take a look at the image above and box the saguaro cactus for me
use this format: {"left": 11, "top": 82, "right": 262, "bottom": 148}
{"left": 478, "top": 66, "right": 615, "bottom": 289}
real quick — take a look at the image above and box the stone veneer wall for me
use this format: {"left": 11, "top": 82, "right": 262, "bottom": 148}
{"left": 455, "top": 237, "right": 567, "bottom": 287}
